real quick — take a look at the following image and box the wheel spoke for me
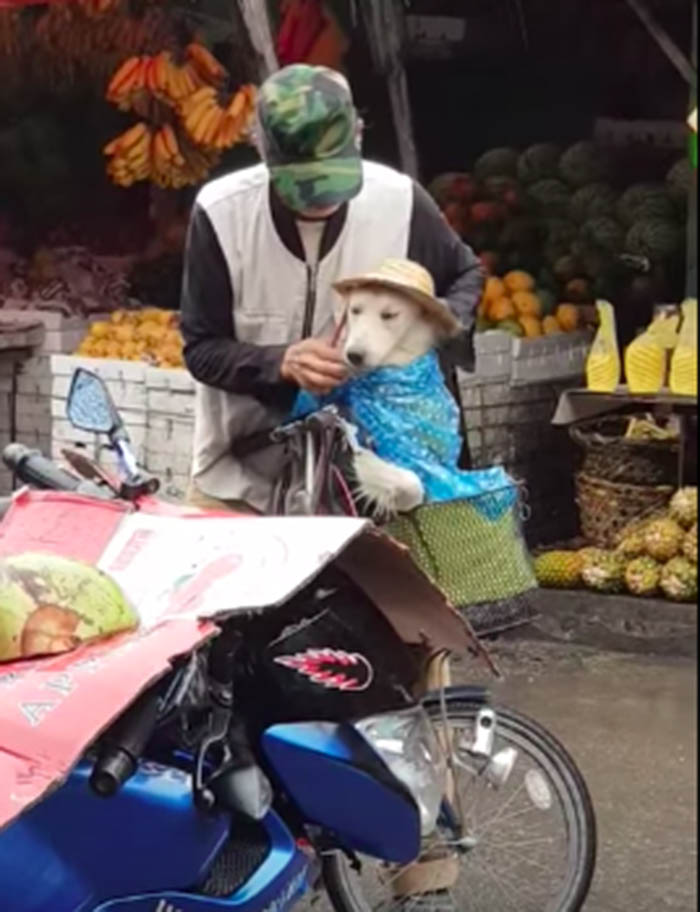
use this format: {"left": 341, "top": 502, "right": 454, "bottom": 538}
{"left": 326, "top": 702, "right": 595, "bottom": 912}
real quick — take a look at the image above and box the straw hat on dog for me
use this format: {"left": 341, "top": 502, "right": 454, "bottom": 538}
{"left": 334, "top": 258, "right": 461, "bottom": 336}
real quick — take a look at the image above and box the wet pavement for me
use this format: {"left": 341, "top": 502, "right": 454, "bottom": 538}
{"left": 311, "top": 641, "right": 697, "bottom": 911}
{"left": 478, "top": 642, "right": 697, "bottom": 912}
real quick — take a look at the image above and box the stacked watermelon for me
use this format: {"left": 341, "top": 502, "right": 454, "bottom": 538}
{"left": 430, "top": 141, "right": 690, "bottom": 322}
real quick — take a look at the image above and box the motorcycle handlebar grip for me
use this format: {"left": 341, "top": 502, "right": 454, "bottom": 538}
{"left": 3, "top": 444, "right": 81, "bottom": 492}
{"left": 90, "top": 687, "right": 161, "bottom": 798}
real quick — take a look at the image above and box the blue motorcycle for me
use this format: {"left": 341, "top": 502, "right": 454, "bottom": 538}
{"left": 0, "top": 369, "right": 596, "bottom": 912}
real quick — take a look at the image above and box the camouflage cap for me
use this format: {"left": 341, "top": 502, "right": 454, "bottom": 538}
{"left": 258, "top": 64, "right": 363, "bottom": 213}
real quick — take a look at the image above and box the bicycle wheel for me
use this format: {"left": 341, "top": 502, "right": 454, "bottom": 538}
{"left": 324, "top": 695, "right": 596, "bottom": 912}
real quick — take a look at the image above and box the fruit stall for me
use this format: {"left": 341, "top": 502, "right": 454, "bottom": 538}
{"left": 0, "top": 0, "right": 268, "bottom": 496}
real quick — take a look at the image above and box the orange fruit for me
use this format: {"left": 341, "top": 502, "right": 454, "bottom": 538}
{"left": 543, "top": 315, "right": 563, "bottom": 335}
{"left": 504, "top": 270, "right": 535, "bottom": 293}
{"left": 484, "top": 276, "right": 507, "bottom": 301}
{"left": 556, "top": 303, "right": 580, "bottom": 332}
{"left": 488, "top": 296, "right": 517, "bottom": 322}
{"left": 512, "top": 291, "right": 542, "bottom": 318}
{"left": 519, "top": 315, "right": 543, "bottom": 338}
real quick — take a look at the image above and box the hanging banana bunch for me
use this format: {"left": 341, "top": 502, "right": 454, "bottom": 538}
{"left": 103, "top": 39, "right": 258, "bottom": 190}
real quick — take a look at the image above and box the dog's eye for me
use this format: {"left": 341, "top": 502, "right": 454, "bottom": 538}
{"left": 381, "top": 312, "right": 399, "bottom": 321}
{"left": 350, "top": 307, "right": 362, "bottom": 316}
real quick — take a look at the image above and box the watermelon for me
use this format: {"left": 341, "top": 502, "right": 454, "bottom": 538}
{"left": 580, "top": 217, "right": 625, "bottom": 253}
{"left": 666, "top": 158, "right": 693, "bottom": 207}
{"left": 544, "top": 217, "right": 578, "bottom": 249}
{"left": 528, "top": 179, "right": 571, "bottom": 216}
{"left": 553, "top": 255, "right": 582, "bottom": 283}
{"left": 499, "top": 217, "right": 540, "bottom": 252}
{"left": 559, "top": 142, "right": 611, "bottom": 187}
{"left": 474, "top": 148, "right": 519, "bottom": 180}
{"left": 427, "top": 173, "right": 476, "bottom": 207}
{"left": 517, "top": 144, "right": 562, "bottom": 184}
{"left": 570, "top": 183, "right": 617, "bottom": 224}
{"left": 536, "top": 288, "right": 557, "bottom": 316}
{"left": 617, "top": 184, "right": 676, "bottom": 227}
{"left": 625, "top": 219, "right": 682, "bottom": 261}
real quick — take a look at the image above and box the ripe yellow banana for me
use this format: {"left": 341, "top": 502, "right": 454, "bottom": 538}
{"left": 160, "top": 123, "right": 178, "bottom": 158}
{"left": 198, "top": 105, "right": 224, "bottom": 147}
{"left": 185, "top": 97, "right": 217, "bottom": 139}
{"left": 154, "top": 52, "right": 170, "bottom": 93}
{"left": 116, "top": 122, "right": 148, "bottom": 153}
{"left": 228, "top": 89, "right": 247, "bottom": 120}
{"left": 106, "top": 55, "right": 141, "bottom": 100}
{"left": 185, "top": 42, "right": 226, "bottom": 84}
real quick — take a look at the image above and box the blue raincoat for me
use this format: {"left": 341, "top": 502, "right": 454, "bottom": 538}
{"left": 291, "top": 351, "right": 516, "bottom": 519}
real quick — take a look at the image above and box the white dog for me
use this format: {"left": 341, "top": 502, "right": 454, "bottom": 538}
{"left": 330, "top": 259, "right": 462, "bottom": 517}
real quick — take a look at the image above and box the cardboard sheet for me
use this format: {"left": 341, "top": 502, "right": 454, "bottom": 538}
{"left": 0, "top": 489, "right": 483, "bottom": 830}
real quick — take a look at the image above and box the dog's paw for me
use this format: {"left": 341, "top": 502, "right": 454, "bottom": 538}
{"left": 352, "top": 449, "right": 424, "bottom": 518}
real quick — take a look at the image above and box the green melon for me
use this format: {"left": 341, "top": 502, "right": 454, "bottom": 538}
{"left": 666, "top": 158, "right": 693, "bottom": 207}
{"left": 528, "top": 180, "right": 571, "bottom": 216}
{"left": 499, "top": 217, "right": 540, "bottom": 252}
{"left": 474, "top": 147, "right": 519, "bottom": 180}
{"left": 553, "top": 254, "right": 582, "bottom": 283}
{"left": 559, "top": 142, "right": 610, "bottom": 188}
{"left": 517, "top": 143, "right": 562, "bottom": 184}
{"left": 497, "top": 319, "right": 525, "bottom": 337}
{"left": 536, "top": 288, "right": 557, "bottom": 316}
{"left": 570, "top": 183, "right": 617, "bottom": 224}
{"left": 625, "top": 219, "right": 682, "bottom": 262}
{"left": 580, "top": 216, "right": 625, "bottom": 253}
{"left": 617, "top": 184, "right": 676, "bottom": 227}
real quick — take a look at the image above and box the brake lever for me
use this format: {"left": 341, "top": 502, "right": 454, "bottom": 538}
{"left": 193, "top": 703, "right": 233, "bottom": 812}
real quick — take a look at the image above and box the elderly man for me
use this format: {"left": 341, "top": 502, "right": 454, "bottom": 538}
{"left": 180, "top": 64, "right": 483, "bottom": 514}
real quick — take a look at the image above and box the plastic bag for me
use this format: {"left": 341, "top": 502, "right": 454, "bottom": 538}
{"left": 291, "top": 351, "right": 517, "bottom": 518}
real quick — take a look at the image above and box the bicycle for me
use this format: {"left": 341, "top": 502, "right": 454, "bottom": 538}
{"left": 234, "top": 408, "right": 597, "bottom": 912}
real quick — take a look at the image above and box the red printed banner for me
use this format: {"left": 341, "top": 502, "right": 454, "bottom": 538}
{"left": 0, "top": 490, "right": 368, "bottom": 830}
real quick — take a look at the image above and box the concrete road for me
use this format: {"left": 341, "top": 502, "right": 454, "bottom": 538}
{"left": 308, "top": 642, "right": 697, "bottom": 911}
{"left": 481, "top": 642, "right": 697, "bottom": 912}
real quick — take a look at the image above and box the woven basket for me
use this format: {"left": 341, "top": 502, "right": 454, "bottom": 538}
{"left": 575, "top": 472, "right": 673, "bottom": 549}
{"left": 385, "top": 487, "right": 537, "bottom": 610}
{"left": 570, "top": 416, "right": 679, "bottom": 486}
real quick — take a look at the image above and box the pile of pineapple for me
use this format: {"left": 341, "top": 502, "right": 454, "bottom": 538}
{"left": 75, "top": 308, "right": 184, "bottom": 368}
{"left": 535, "top": 487, "right": 697, "bottom": 602}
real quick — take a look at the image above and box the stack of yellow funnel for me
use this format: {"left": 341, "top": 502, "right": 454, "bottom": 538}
{"left": 586, "top": 301, "right": 621, "bottom": 393}
{"left": 625, "top": 311, "right": 680, "bottom": 395}
{"left": 670, "top": 299, "right": 698, "bottom": 396}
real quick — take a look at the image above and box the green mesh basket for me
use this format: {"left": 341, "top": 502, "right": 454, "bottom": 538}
{"left": 385, "top": 489, "right": 537, "bottom": 609}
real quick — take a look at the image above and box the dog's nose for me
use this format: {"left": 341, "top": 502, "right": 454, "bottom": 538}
{"left": 346, "top": 350, "right": 365, "bottom": 368}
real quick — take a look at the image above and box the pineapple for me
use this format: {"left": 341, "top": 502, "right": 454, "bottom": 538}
{"left": 586, "top": 301, "right": 621, "bottom": 393}
{"left": 669, "top": 299, "right": 697, "bottom": 397}
{"left": 660, "top": 557, "right": 698, "bottom": 602}
{"left": 616, "top": 529, "right": 647, "bottom": 559}
{"left": 669, "top": 487, "right": 698, "bottom": 529}
{"left": 625, "top": 557, "right": 661, "bottom": 597}
{"left": 683, "top": 524, "right": 697, "bottom": 564}
{"left": 533, "top": 551, "right": 583, "bottom": 589}
{"left": 644, "top": 518, "right": 684, "bottom": 562}
{"left": 580, "top": 550, "right": 625, "bottom": 593}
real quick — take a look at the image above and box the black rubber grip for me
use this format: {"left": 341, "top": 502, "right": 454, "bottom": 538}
{"left": 90, "top": 687, "right": 161, "bottom": 797}
{"left": 3, "top": 444, "right": 81, "bottom": 492}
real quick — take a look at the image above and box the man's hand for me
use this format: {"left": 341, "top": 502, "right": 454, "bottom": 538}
{"left": 280, "top": 339, "right": 348, "bottom": 396}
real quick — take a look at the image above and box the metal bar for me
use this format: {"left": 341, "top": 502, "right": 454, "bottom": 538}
{"left": 358, "top": 0, "right": 420, "bottom": 178}
{"left": 623, "top": 0, "right": 696, "bottom": 88}
{"left": 687, "top": 3, "right": 698, "bottom": 297}
{"left": 236, "top": 0, "right": 278, "bottom": 78}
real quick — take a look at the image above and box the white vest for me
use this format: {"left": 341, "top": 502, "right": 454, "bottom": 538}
{"left": 192, "top": 161, "right": 413, "bottom": 511}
